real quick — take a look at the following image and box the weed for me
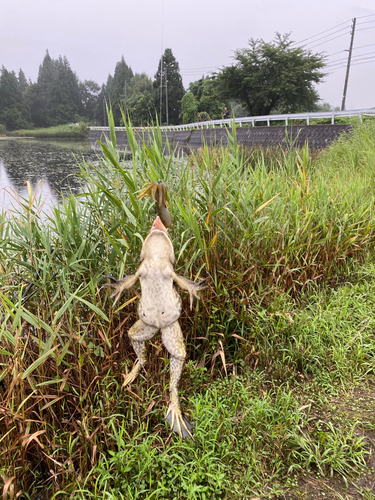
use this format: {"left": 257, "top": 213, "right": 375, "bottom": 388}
{"left": 1, "top": 115, "right": 375, "bottom": 497}
{"left": 8, "top": 123, "right": 89, "bottom": 138}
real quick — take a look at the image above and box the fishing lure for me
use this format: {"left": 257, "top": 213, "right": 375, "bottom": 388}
{"left": 138, "top": 181, "right": 173, "bottom": 228}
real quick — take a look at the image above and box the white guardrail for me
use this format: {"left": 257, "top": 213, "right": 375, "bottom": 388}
{"left": 90, "top": 108, "right": 375, "bottom": 132}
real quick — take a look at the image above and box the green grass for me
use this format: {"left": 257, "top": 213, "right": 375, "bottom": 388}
{"left": 75, "top": 262, "right": 375, "bottom": 499}
{"left": 1, "top": 114, "right": 375, "bottom": 498}
{"left": 8, "top": 122, "right": 89, "bottom": 138}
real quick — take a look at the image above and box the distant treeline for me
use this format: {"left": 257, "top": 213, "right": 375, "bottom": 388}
{"left": 0, "top": 34, "right": 329, "bottom": 131}
{"left": 0, "top": 48, "right": 188, "bottom": 131}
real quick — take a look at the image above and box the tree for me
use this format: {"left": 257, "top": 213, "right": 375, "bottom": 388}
{"left": 230, "top": 99, "right": 248, "bottom": 118}
{"left": 105, "top": 73, "right": 114, "bottom": 100}
{"left": 94, "top": 75, "right": 114, "bottom": 126}
{"left": 0, "top": 67, "right": 31, "bottom": 130}
{"left": 314, "top": 101, "right": 332, "bottom": 111}
{"left": 25, "top": 51, "right": 82, "bottom": 127}
{"left": 110, "top": 56, "right": 133, "bottom": 125}
{"left": 189, "top": 77, "right": 227, "bottom": 120}
{"left": 180, "top": 92, "right": 198, "bottom": 124}
{"left": 215, "top": 33, "right": 326, "bottom": 116}
{"left": 49, "top": 55, "right": 81, "bottom": 124}
{"left": 125, "top": 73, "right": 155, "bottom": 126}
{"left": 24, "top": 83, "right": 42, "bottom": 126}
{"left": 154, "top": 48, "right": 185, "bottom": 125}
{"left": 17, "top": 68, "right": 29, "bottom": 93}
{"left": 94, "top": 84, "right": 108, "bottom": 126}
{"left": 28, "top": 50, "right": 55, "bottom": 126}
{"left": 79, "top": 80, "right": 100, "bottom": 121}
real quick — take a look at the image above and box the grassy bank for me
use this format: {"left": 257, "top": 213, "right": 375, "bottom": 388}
{"left": 7, "top": 122, "right": 89, "bottom": 138}
{"left": 1, "top": 116, "right": 375, "bottom": 498}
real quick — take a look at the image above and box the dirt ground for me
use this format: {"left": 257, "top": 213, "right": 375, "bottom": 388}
{"left": 279, "top": 382, "right": 375, "bottom": 499}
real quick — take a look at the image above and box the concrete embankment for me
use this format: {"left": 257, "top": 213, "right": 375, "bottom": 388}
{"left": 89, "top": 124, "right": 352, "bottom": 154}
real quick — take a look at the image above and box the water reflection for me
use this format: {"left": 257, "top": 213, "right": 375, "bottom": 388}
{"left": 0, "top": 138, "right": 100, "bottom": 213}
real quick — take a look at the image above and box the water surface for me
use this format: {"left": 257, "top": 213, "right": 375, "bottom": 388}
{"left": 0, "top": 138, "right": 100, "bottom": 213}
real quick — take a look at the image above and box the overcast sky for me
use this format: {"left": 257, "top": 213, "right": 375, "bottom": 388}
{"left": 1, "top": 0, "right": 374, "bottom": 111}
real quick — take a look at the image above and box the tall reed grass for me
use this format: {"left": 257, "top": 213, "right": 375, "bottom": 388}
{"left": 1, "top": 113, "right": 375, "bottom": 497}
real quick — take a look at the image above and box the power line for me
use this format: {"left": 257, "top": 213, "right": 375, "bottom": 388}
{"left": 180, "top": 66, "right": 218, "bottom": 72}
{"left": 357, "top": 13, "right": 375, "bottom": 19}
{"left": 180, "top": 72, "right": 217, "bottom": 76}
{"left": 353, "top": 43, "right": 375, "bottom": 50}
{"left": 180, "top": 72, "right": 215, "bottom": 77}
{"left": 327, "top": 54, "right": 351, "bottom": 63}
{"left": 290, "top": 19, "right": 351, "bottom": 46}
{"left": 291, "top": 15, "right": 374, "bottom": 53}
{"left": 328, "top": 63, "right": 375, "bottom": 74}
{"left": 181, "top": 15, "right": 375, "bottom": 87}
{"left": 350, "top": 58, "right": 375, "bottom": 66}
{"left": 327, "top": 58, "right": 375, "bottom": 72}
{"left": 326, "top": 49, "right": 346, "bottom": 57}
{"left": 328, "top": 54, "right": 375, "bottom": 67}
{"left": 308, "top": 31, "right": 351, "bottom": 49}
{"left": 328, "top": 61, "right": 375, "bottom": 71}
{"left": 327, "top": 58, "right": 351, "bottom": 66}
{"left": 324, "top": 42, "right": 375, "bottom": 59}
{"left": 327, "top": 43, "right": 375, "bottom": 62}
{"left": 357, "top": 20, "right": 375, "bottom": 25}
{"left": 301, "top": 25, "right": 352, "bottom": 47}
{"left": 327, "top": 50, "right": 375, "bottom": 66}
{"left": 351, "top": 50, "right": 375, "bottom": 58}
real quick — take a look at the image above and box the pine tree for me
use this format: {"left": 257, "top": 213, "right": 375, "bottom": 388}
{"left": 94, "top": 84, "right": 108, "bottom": 126}
{"left": 106, "top": 74, "right": 114, "bottom": 100}
{"left": 154, "top": 48, "right": 185, "bottom": 125}
{"left": 110, "top": 56, "right": 134, "bottom": 125}
{"left": 49, "top": 55, "right": 81, "bottom": 124}
{"left": 29, "top": 50, "right": 55, "bottom": 126}
{"left": 17, "top": 68, "right": 29, "bottom": 93}
{"left": 0, "top": 67, "right": 31, "bottom": 130}
{"left": 26, "top": 51, "right": 82, "bottom": 126}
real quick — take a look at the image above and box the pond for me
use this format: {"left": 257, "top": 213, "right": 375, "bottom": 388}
{"left": 0, "top": 138, "right": 101, "bottom": 214}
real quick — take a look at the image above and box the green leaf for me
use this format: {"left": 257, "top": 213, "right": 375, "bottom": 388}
{"left": 21, "top": 346, "right": 59, "bottom": 379}
{"left": 72, "top": 295, "right": 109, "bottom": 323}
{"left": 0, "top": 349, "right": 13, "bottom": 356}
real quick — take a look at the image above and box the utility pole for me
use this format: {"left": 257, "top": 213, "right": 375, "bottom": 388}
{"left": 124, "top": 79, "right": 127, "bottom": 119}
{"left": 165, "top": 68, "right": 169, "bottom": 126}
{"left": 341, "top": 18, "right": 356, "bottom": 111}
{"left": 160, "top": 56, "right": 163, "bottom": 124}
{"left": 160, "top": 0, "right": 164, "bottom": 125}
